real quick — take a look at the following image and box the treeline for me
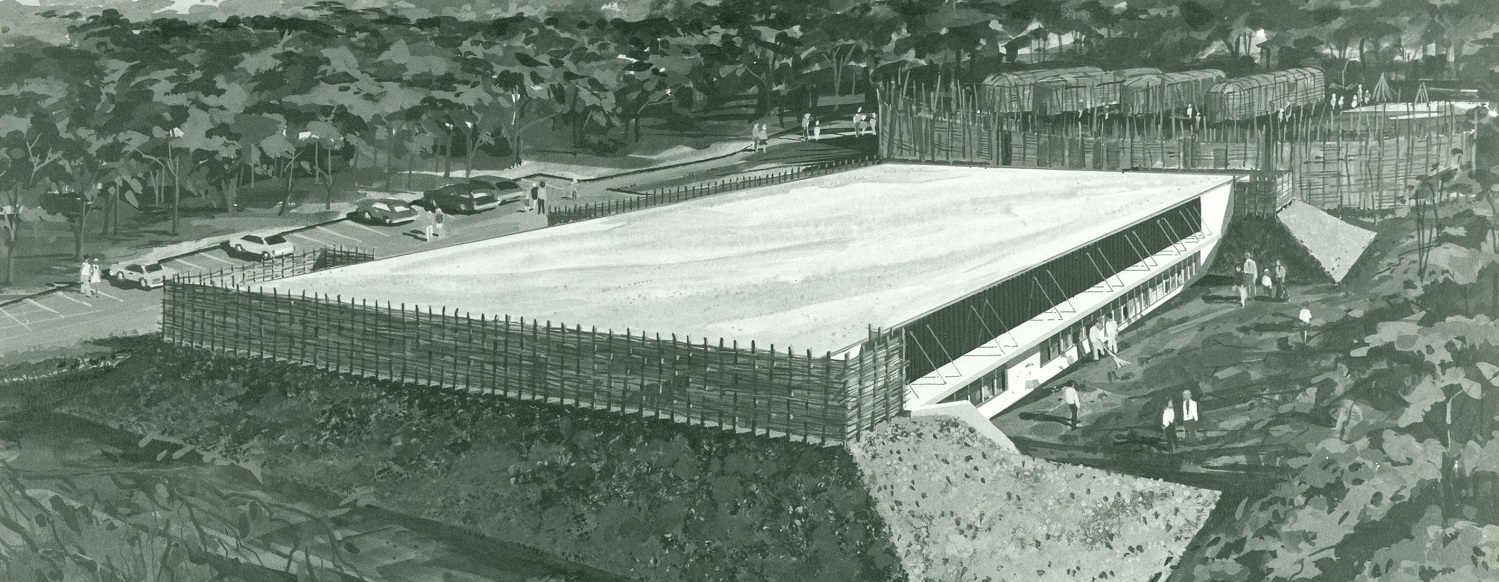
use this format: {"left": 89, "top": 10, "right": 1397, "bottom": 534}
{"left": 0, "top": 0, "right": 1494, "bottom": 280}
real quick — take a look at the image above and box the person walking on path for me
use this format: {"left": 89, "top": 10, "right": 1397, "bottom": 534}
{"left": 78, "top": 257, "right": 93, "bottom": 297}
{"left": 1061, "top": 382, "right": 1081, "bottom": 429}
{"left": 1298, "top": 307, "right": 1314, "bottom": 344}
{"left": 749, "top": 121, "right": 759, "bottom": 150}
{"left": 758, "top": 123, "right": 770, "bottom": 152}
{"left": 527, "top": 181, "right": 539, "bottom": 213}
{"left": 1273, "top": 259, "right": 1289, "bottom": 301}
{"left": 800, "top": 113, "right": 811, "bottom": 140}
{"left": 1180, "top": 389, "right": 1199, "bottom": 443}
{"left": 433, "top": 207, "right": 446, "bottom": 238}
{"left": 852, "top": 107, "right": 865, "bottom": 137}
{"left": 567, "top": 178, "right": 579, "bottom": 199}
{"left": 1161, "top": 399, "right": 1178, "bottom": 452}
{"left": 812, "top": 120, "right": 822, "bottom": 141}
{"left": 423, "top": 210, "right": 436, "bottom": 242}
{"left": 88, "top": 258, "right": 102, "bottom": 296}
{"left": 537, "top": 181, "right": 549, "bottom": 214}
{"left": 868, "top": 112, "right": 877, "bottom": 135}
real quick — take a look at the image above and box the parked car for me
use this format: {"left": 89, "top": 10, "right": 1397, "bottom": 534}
{"left": 231, "top": 234, "right": 295, "bottom": 260}
{"left": 471, "top": 178, "right": 526, "bottom": 205}
{"left": 108, "top": 261, "right": 174, "bottom": 289}
{"left": 421, "top": 182, "right": 501, "bottom": 214}
{"left": 353, "top": 198, "right": 418, "bottom": 225}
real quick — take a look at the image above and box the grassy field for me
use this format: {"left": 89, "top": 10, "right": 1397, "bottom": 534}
{"left": 269, "top": 165, "right": 1228, "bottom": 352}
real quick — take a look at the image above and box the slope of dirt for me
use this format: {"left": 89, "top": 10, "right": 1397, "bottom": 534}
{"left": 1276, "top": 200, "right": 1378, "bottom": 283}
{"left": 850, "top": 417, "right": 1217, "bottom": 582}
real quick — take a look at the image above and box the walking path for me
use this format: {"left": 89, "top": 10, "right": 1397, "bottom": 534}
{"left": 989, "top": 281, "right": 1354, "bottom": 487}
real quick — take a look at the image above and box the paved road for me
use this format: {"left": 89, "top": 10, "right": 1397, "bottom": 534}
{"left": 0, "top": 134, "right": 871, "bottom": 359}
{"left": 0, "top": 203, "right": 546, "bottom": 358}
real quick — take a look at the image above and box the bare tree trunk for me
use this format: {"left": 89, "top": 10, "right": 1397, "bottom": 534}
{"left": 74, "top": 199, "right": 87, "bottom": 261}
{"left": 278, "top": 153, "right": 299, "bottom": 216}
{"left": 466, "top": 124, "right": 479, "bottom": 177}
{"left": 443, "top": 129, "right": 453, "bottom": 178}
{"left": 324, "top": 143, "right": 335, "bottom": 210}
{"left": 171, "top": 149, "right": 181, "bottom": 236}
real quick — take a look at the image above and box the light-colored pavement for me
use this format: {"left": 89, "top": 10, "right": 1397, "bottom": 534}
{"left": 0, "top": 133, "right": 873, "bottom": 359}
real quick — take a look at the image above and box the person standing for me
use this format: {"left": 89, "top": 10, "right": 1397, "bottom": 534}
{"left": 1180, "top": 389, "right": 1199, "bottom": 443}
{"left": 433, "top": 207, "right": 446, "bottom": 238}
{"left": 800, "top": 112, "right": 811, "bottom": 140}
{"left": 1103, "top": 314, "right": 1120, "bottom": 355}
{"left": 812, "top": 120, "right": 821, "bottom": 141}
{"left": 88, "top": 258, "right": 102, "bottom": 296}
{"left": 852, "top": 107, "right": 865, "bottom": 137}
{"left": 423, "top": 210, "right": 436, "bottom": 242}
{"left": 1273, "top": 258, "right": 1289, "bottom": 301}
{"left": 749, "top": 121, "right": 759, "bottom": 150}
{"left": 1088, "top": 319, "right": 1107, "bottom": 360}
{"left": 78, "top": 257, "right": 93, "bottom": 297}
{"left": 568, "top": 177, "right": 580, "bottom": 199}
{"left": 537, "top": 180, "right": 548, "bottom": 214}
{"left": 527, "top": 181, "right": 540, "bottom": 213}
{"left": 1161, "top": 399, "right": 1177, "bottom": 452}
{"left": 758, "top": 123, "right": 770, "bottom": 152}
{"left": 1238, "top": 252, "right": 1258, "bottom": 306}
{"left": 1061, "top": 382, "right": 1081, "bottom": 429}
{"left": 868, "top": 112, "right": 877, "bottom": 135}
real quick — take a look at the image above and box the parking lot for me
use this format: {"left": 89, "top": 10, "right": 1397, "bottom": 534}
{"left": 0, "top": 199, "right": 547, "bottom": 356}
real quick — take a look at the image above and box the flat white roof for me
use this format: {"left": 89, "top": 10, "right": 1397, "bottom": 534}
{"left": 270, "top": 164, "right": 1230, "bottom": 352}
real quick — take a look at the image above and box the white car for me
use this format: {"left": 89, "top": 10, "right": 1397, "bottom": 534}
{"left": 109, "top": 262, "right": 174, "bottom": 289}
{"left": 231, "top": 234, "right": 295, "bottom": 260}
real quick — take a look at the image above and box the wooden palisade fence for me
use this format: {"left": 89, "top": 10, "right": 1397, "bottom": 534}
{"left": 174, "top": 246, "right": 377, "bottom": 288}
{"left": 880, "top": 88, "right": 1474, "bottom": 214}
{"left": 162, "top": 278, "right": 910, "bottom": 446}
{"left": 548, "top": 156, "right": 881, "bottom": 226}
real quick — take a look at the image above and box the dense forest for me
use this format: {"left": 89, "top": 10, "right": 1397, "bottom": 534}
{"left": 0, "top": 0, "right": 1494, "bottom": 278}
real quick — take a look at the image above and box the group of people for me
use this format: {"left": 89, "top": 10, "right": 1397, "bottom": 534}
{"left": 851, "top": 107, "right": 876, "bottom": 137}
{"left": 790, "top": 107, "right": 879, "bottom": 143}
{"left": 423, "top": 207, "right": 446, "bottom": 241}
{"left": 1160, "top": 388, "right": 1201, "bottom": 451}
{"left": 77, "top": 257, "right": 103, "bottom": 297}
{"left": 1083, "top": 313, "right": 1127, "bottom": 367}
{"left": 750, "top": 122, "right": 771, "bottom": 152}
{"left": 1234, "top": 252, "right": 1290, "bottom": 307}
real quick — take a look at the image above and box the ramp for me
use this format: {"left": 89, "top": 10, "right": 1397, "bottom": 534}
{"left": 1275, "top": 200, "right": 1377, "bottom": 283}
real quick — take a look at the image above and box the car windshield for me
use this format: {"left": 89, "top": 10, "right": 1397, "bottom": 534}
{"left": 144, "top": 264, "right": 164, "bottom": 272}
{"left": 265, "top": 235, "right": 288, "bottom": 245}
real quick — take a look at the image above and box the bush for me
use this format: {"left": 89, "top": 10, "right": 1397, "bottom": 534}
{"left": 62, "top": 339, "right": 906, "bottom": 582}
{"left": 850, "top": 417, "right": 1218, "bottom": 582}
